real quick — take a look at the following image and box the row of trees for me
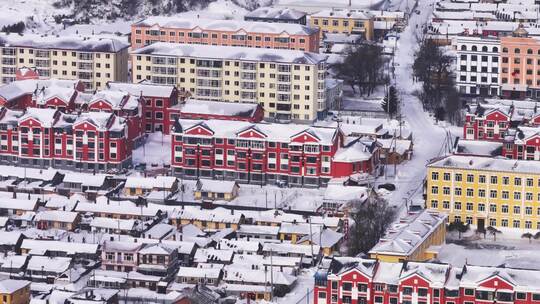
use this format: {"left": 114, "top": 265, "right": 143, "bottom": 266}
{"left": 413, "top": 39, "right": 461, "bottom": 123}
{"left": 1, "top": 22, "right": 25, "bottom": 34}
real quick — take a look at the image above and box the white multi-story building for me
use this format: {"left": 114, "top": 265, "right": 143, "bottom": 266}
{"left": 455, "top": 36, "right": 500, "bottom": 96}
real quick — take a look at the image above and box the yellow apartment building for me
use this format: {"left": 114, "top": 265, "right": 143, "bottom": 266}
{"left": 131, "top": 42, "right": 328, "bottom": 123}
{"left": 368, "top": 210, "right": 447, "bottom": 262}
{"left": 309, "top": 9, "right": 375, "bottom": 41}
{"left": 0, "top": 34, "right": 129, "bottom": 90}
{"left": 0, "top": 280, "right": 30, "bottom": 304}
{"left": 427, "top": 155, "right": 540, "bottom": 231}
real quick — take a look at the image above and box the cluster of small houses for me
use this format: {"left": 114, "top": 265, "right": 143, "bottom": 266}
{"left": 0, "top": 167, "right": 352, "bottom": 302}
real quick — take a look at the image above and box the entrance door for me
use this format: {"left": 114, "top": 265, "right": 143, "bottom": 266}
{"left": 477, "top": 218, "right": 485, "bottom": 232}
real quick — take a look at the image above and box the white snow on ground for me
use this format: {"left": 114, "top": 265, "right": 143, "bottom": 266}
{"left": 153, "top": 0, "right": 249, "bottom": 21}
{"left": 374, "top": 0, "right": 449, "bottom": 212}
{"left": 275, "top": 268, "right": 315, "bottom": 304}
{"left": 132, "top": 133, "right": 171, "bottom": 166}
{"left": 224, "top": 183, "right": 325, "bottom": 212}
{"left": 0, "top": 0, "right": 65, "bottom": 29}
{"left": 438, "top": 242, "right": 540, "bottom": 270}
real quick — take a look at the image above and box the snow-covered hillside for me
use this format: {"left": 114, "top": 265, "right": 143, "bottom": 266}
{"left": 0, "top": 0, "right": 271, "bottom": 35}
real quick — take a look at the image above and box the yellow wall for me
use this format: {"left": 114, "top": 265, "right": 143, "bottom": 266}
{"left": 0, "top": 286, "right": 30, "bottom": 304}
{"left": 0, "top": 46, "right": 129, "bottom": 91}
{"left": 427, "top": 165, "right": 540, "bottom": 230}
{"left": 369, "top": 216, "right": 446, "bottom": 262}
{"left": 131, "top": 54, "right": 326, "bottom": 122}
{"left": 309, "top": 17, "right": 374, "bottom": 41}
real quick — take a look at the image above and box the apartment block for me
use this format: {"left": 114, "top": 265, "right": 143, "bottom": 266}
{"left": 130, "top": 17, "right": 319, "bottom": 52}
{"left": 314, "top": 257, "right": 540, "bottom": 304}
{"left": 455, "top": 36, "right": 500, "bottom": 96}
{"left": 310, "top": 9, "right": 375, "bottom": 41}
{"left": 0, "top": 34, "right": 129, "bottom": 90}
{"left": 427, "top": 155, "right": 540, "bottom": 231}
{"left": 131, "top": 43, "right": 328, "bottom": 123}
{"left": 500, "top": 28, "right": 540, "bottom": 99}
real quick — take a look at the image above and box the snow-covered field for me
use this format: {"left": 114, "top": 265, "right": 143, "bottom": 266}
{"left": 132, "top": 132, "right": 172, "bottom": 167}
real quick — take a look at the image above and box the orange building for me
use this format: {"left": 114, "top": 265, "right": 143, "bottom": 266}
{"left": 500, "top": 27, "right": 540, "bottom": 99}
{"left": 130, "top": 17, "right": 320, "bottom": 52}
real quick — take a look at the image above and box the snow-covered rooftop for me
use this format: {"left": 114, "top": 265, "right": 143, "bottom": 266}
{"left": 196, "top": 179, "right": 237, "bottom": 193}
{"left": 0, "top": 33, "right": 128, "bottom": 52}
{"left": 34, "top": 210, "right": 78, "bottom": 223}
{"left": 106, "top": 81, "right": 176, "bottom": 98}
{"left": 369, "top": 210, "right": 447, "bottom": 257}
{"left": 134, "top": 17, "right": 317, "bottom": 35}
{"left": 125, "top": 175, "right": 177, "bottom": 190}
{"left": 245, "top": 7, "right": 306, "bottom": 20}
{"left": 133, "top": 42, "right": 327, "bottom": 65}
{"left": 175, "top": 119, "right": 338, "bottom": 144}
{"left": 181, "top": 99, "right": 260, "bottom": 118}
{"left": 21, "top": 239, "right": 99, "bottom": 255}
{"left": 0, "top": 279, "right": 30, "bottom": 294}
{"left": 429, "top": 154, "right": 540, "bottom": 175}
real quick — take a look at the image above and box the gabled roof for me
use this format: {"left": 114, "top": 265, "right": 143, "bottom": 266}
{"left": 175, "top": 119, "right": 338, "bottom": 144}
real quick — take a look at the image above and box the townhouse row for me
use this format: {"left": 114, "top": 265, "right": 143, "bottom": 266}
{"left": 314, "top": 256, "right": 540, "bottom": 304}
{"left": 170, "top": 119, "right": 381, "bottom": 187}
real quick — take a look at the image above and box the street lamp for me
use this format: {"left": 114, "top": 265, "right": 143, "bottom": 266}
{"left": 196, "top": 143, "right": 200, "bottom": 178}
{"left": 247, "top": 147, "right": 252, "bottom": 184}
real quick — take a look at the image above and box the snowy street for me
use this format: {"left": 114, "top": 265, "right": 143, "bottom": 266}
{"left": 379, "top": 0, "right": 451, "bottom": 209}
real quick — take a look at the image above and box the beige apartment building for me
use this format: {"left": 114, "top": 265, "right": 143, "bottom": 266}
{"left": 0, "top": 34, "right": 129, "bottom": 90}
{"left": 131, "top": 42, "right": 328, "bottom": 122}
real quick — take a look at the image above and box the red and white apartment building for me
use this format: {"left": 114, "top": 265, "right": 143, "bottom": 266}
{"left": 171, "top": 119, "right": 380, "bottom": 186}
{"left": 130, "top": 17, "right": 320, "bottom": 52}
{"left": 0, "top": 107, "right": 131, "bottom": 171}
{"left": 462, "top": 101, "right": 540, "bottom": 160}
{"left": 106, "top": 81, "right": 184, "bottom": 134}
{"left": 314, "top": 258, "right": 540, "bottom": 304}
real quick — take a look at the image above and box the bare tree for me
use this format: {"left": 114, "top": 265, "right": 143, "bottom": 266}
{"left": 347, "top": 197, "right": 396, "bottom": 256}
{"left": 334, "top": 44, "right": 385, "bottom": 96}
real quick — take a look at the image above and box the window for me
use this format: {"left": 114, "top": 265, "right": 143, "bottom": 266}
{"left": 455, "top": 173, "right": 462, "bottom": 181}
{"left": 490, "top": 176, "right": 498, "bottom": 184}
{"left": 443, "top": 173, "right": 451, "bottom": 181}
{"left": 432, "top": 172, "right": 439, "bottom": 180}
{"left": 479, "top": 175, "right": 486, "bottom": 183}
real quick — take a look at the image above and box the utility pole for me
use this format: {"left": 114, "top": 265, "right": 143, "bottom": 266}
{"left": 270, "top": 248, "right": 274, "bottom": 301}
{"left": 308, "top": 217, "right": 314, "bottom": 265}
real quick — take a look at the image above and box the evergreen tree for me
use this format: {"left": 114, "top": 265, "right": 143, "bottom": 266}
{"left": 382, "top": 85, "right": 399, "bottom": 118}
